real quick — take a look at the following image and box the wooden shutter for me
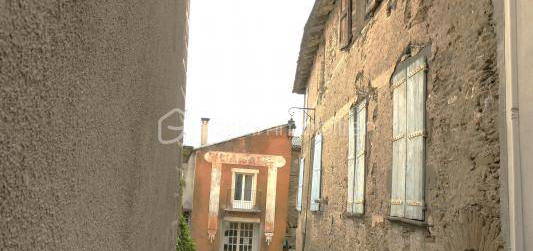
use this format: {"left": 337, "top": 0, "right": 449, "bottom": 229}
{"left": 405, "top": 57, "right": 426, "bottom": 220}
{"left": 339, "top": 0, "right": 352, "bottom": 49}
{"left": 310, "top": 133, "right": 323, "bottom": 211}
{"left": 347, "top": 109, "right": 356, "bottom": 213}
{"left": 391, "top": 68, "right": 407, "bottom": 218}
{"left": 353, "top": 101, "right": 367, "bottom": 214}
{"left": 297, "top": 158, "right": 304, "bottom": 211}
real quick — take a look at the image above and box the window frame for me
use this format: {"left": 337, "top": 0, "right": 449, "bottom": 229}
{"left": 310, "top": 133, "right": 323, "bottom": 212}
{"left": 231, "top": 168, "right": 259, "bottom": 210}
{"left": 296, "top": 157, "right": 305, "bottom": 211}
{"left": 339, "top": 0, "right": 353, "bottom": 50}
{"left": 390, "top": 54, "right": 427, "bottom": 221}
{"left": 222, "top": 221, "right": 258, "bottom": 251}
{"left": 347, "top": 99, "right": 367, "bottom": 215}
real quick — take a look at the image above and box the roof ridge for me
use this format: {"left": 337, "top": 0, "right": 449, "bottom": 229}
{"left": 193, "top": 124, "right": 288, "bottom": 150}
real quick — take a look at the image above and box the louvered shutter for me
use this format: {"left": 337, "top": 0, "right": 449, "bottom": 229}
{"left": 391, "top": 68, "right": 407, "bottom": 217}
{"left": 339, "top": 0, "right": 352, "bottom": 49}
{"left": 310, "top": 133, "right": 323, "bottom": 211}
{"left": 296, "top": 158, "right": 304, "bottom": 211}
{"left": 347, "top": 109, "right": 356, "bottom": 214}
{"left": 405, "top": 57, "right": 426, "bottom": 220}
{"left": 353, "top": 101, "right": 367, "bottom": 214}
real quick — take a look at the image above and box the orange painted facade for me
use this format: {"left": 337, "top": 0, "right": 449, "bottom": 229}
{"left": 190, "top": 125, "right": 292, "bottom": 251}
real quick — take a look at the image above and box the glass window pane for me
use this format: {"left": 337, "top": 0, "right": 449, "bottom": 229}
{"left": 234, "top": 174, "right": 243, "bottom": 200}
{"left": 244, "top": 175, "right": 253, "bottom": 201}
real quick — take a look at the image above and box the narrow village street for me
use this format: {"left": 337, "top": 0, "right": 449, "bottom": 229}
{"left": 2, "top": 1, "right": 533, "bottom": 251}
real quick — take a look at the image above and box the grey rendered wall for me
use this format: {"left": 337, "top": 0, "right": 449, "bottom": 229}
{"left": 0, "top": 0, "right": 188, "bottom": 250}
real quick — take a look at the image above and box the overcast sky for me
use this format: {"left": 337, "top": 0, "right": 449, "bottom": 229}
{"left": 183, "top": 0, "right": 315, "bottom": 147}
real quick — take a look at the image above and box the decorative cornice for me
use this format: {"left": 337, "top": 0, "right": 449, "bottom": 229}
{"left": 204, "top": 151, "right": 286, "bottom": 168}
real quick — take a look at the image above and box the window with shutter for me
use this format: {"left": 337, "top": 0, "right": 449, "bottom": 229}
{"left": 347, "top": 109, "right": 356, "bottom": 213}
{"left": 339, "top": 0, "right": 352, "bottom": 49}
{"left": 390, "top": 56, "right": 426, "bottom": 220}
{"left": 365, "top": 0, "right": 378, "bottom": 16}
{"left": 347, "top": 101, "right": 367, "bottom": 214}
{"left": 297, "top": 158, "right": 304, "bottom": 211}
{"left": 310, "top": 133, "right": 323, "bottom": 212}
{"left": 405, "top": 57, "right": 426, "bottom": 220}
{"left": 391, "top": 67, "right": 407, "bottom": 218}
{"left": 354, "top": 101, "right": 367, "bottom": 214}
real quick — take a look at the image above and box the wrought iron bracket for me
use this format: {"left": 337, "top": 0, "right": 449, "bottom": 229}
{"left": 288, "top": 107, "right": 316, "bottom": 121}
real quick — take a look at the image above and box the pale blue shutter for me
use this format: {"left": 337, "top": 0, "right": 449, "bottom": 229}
{"left": 353, "top": 101, "right": 366, "bottom": 214}
{"left": 347, "top": 109, "right": 356, "bottom": 213}
{"left": 405, "top": 57, "right": 426, "bottom": 220}
{"left": 296, "top": 158, "right": 304, "bottom": 211}
{"left": 310, "top": 133, "right": 323, "bottom": 211}
{"left": 391, "top": 68, "right": 407, "bottom": 217}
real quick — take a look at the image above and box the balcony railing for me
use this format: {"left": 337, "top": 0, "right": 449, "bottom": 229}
{"left": 224, "top": 189, "right": 263, "bottom": 212}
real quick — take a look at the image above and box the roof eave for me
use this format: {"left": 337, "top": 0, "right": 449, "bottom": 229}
{"left": 292, "top": 0, "right": 336, "bottom": 94}
{"left": 192, "top": 124, "right": 289, "bottom": 151}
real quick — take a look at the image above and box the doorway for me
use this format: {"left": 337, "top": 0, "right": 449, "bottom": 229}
{"left": 221, "top": 221, "right": 259, "bottom": 251}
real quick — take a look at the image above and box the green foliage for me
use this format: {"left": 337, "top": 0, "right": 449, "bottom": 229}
{"left": 179, "top": 176, "right": 186, "bottom": 192}
{"left": 176, "top": 215, "right": 195, "bottom": 251}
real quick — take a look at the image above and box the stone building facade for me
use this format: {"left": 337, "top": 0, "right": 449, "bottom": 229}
{"left": 292, "top": 0, "right": 503, "bottom": 250}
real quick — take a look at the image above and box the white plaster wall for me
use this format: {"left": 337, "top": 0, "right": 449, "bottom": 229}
{"left": 517, "top": 0, "right": 533, "bottom": 249}
{"left": 182, "top": 152, "right": 196, "bottom": 211}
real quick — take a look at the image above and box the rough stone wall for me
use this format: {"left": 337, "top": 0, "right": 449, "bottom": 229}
{"left": 285, "top": 147, "right": 301, "bottom": 249}
{"left": 1, "top": 1, "right": 188, "bottom": 250}
{"left": 297, "top": 0, "right": 503, "bottom": 250}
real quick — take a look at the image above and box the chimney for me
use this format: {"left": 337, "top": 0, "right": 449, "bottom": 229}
{"left": 201, "top": 118, "right": 210, "bottom": 146}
